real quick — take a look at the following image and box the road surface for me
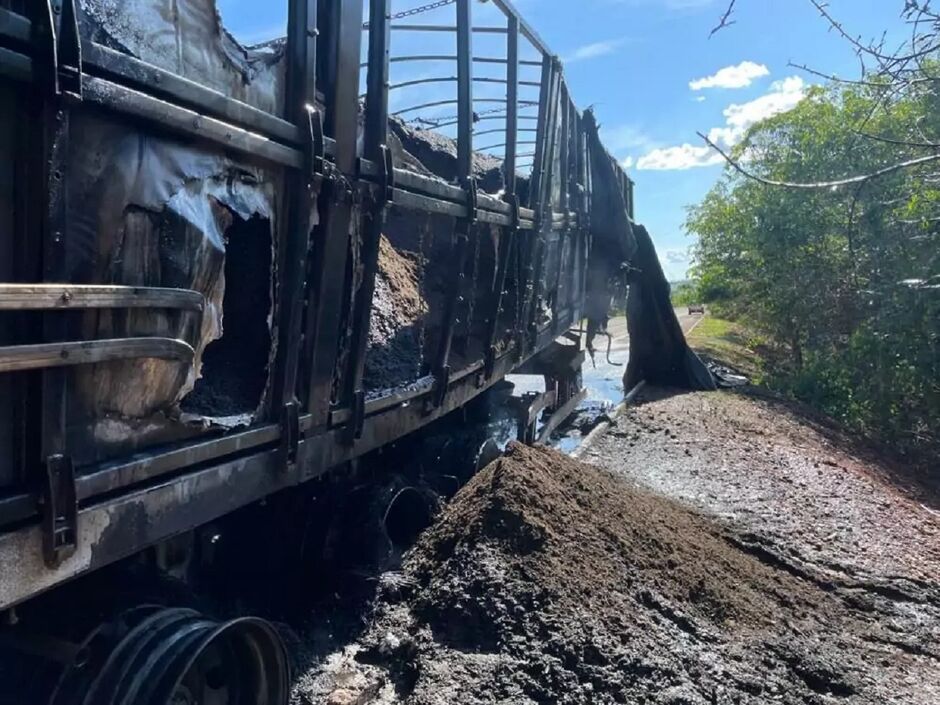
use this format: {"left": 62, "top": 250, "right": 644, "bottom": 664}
{"left": 579, "top": 308, "right": 703, "bottom": 409}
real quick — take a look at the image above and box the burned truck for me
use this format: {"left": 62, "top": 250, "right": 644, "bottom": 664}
{"left": 0, "top": 1, "right": 703, "bottom": 701}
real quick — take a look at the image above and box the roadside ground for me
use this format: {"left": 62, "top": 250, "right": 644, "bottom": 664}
{"left": 290, "top": 310, "right": 939, "bottom": 704}
{"left": 685, "top": 314, "right": 763, "bottom": 380}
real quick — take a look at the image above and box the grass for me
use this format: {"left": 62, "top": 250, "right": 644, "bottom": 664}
{"left": 687, "top": 315, "right": 763, "bottom": 381}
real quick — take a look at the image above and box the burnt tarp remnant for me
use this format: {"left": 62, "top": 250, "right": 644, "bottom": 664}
{"left": 583, "top": 110, "right": 715, "bottom": 392}
{"left": 80, "top": 0, "right": 286, "bottom": 115}
{"left": 582, "top": 110, "right": 636, "bottom": 355}
{"left": 66, "top": 113, "right": 280, "bottom": 459}
{"left": 623, "top": 224, "right": 715, "bottom": 391}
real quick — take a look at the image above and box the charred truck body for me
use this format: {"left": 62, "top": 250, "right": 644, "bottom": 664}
{"left": 0, "top": 1, "right": 705, "bottom": 701}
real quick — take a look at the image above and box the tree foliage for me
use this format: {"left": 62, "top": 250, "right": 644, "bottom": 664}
{"left": 669, "top": 281, "right": 698, "bottom": 307}
{"left": 686, "top": 81, "right": 940, "bottom": 458}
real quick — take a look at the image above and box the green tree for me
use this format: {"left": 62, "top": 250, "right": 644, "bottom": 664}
{"left": 686, "top": 81, "right": 940, "bottom": 459}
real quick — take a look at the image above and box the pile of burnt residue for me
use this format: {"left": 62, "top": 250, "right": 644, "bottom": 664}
{"left": 293, "top": 442, "right": 936, "bottom": 705}
{"left": 363, "top": 235, "right": 429, "bottom": 394}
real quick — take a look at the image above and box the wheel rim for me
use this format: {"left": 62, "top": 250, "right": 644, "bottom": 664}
{"left": 49, "top": 608, "right": 289, "bottom": 705}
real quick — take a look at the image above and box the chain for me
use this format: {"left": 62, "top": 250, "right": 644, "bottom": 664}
{"left": 363, "top": 0, "right": 457, "bottom": 29}
{"left": 409, "top": 103, "right": 539, "bottom": 129}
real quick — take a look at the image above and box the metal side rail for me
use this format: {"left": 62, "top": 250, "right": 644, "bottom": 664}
{"left": 0, "top": 338, "right": 195, "bottom": 373}
{"left": 0, "top": 284, "right": 205, "bottom": 372}
{"left": 0, "top": 284, "right": 205, "bottom": 312}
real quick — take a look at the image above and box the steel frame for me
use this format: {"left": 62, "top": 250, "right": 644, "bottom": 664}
{"left": 0, "top": 0, "right": 636, "bottom": 609}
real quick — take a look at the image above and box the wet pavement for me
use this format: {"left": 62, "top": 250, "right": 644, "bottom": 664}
{"left": 500, "top": 311, "right": 702, "bottom": 452}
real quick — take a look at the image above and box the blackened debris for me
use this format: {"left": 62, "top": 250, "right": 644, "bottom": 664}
{"left": 182, "top": 215, "right": 272, "bottom": 417}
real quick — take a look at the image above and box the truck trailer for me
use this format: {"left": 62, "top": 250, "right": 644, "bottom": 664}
{"left": 0, "top": 1, "right": 655, "bottom": 701}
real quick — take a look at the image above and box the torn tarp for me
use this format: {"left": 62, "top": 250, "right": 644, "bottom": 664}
{"left": 622, "top": 224, "right": 716, "bottom": 391}
{"left": 582, "top": 110, "right": 715, "bottom": 392}
{"left": 80, "top": 0, "right": 286, "bottom": 115}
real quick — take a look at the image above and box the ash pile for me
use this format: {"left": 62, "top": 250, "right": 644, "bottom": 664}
{"left": 293, "top": 442, "right": 928, "bottom": 705}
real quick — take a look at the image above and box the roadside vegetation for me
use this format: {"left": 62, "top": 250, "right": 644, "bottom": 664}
{"left": 685, "top": 316, "right": 765, "bottom": 381}
{"left": 668, "top": 280, "right": 698, "bottom": 308}
{"left": 683, "top": 63, "right": 939, "bottom": 464}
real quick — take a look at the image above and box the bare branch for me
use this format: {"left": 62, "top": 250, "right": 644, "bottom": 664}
{"left": 788, "top": 61, "right": 936, "bottom": 87}
{"left": 808, "top": 0, "right": 896, "bottom": 63}
{"left": 788, "top": 61, "right": 877, "bottom": 86}
{"left": 696, "top": 131, "right": 940, "bottom": 190}
{"left": 853, "top": 131, "right": 940, "bottom": 149}
{"left": 709, "top": 0, "right": 738, "bottom": 38}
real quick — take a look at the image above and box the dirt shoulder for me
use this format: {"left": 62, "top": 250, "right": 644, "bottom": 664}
{"left": 585, "top": 386, "right": 940, "bottom": 701}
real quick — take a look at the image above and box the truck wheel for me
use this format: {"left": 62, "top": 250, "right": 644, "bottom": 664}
{"left": 49, "top": 606, "right": 289, "bottom": 705}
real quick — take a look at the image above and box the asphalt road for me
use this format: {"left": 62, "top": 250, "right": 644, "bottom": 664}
{"left": 601, "top": 308, "right": 702, "bottom": 347}
{"left": 580, "top": 309, "right": 703, "bottom": 404}
{"left": 505, "top": 309, "right": 706, "bottom": 451}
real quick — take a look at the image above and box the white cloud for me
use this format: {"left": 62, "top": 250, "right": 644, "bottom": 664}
{"left": 694, "top": 96, "right": 707, "bottom": 103}
{"left": 709, "top": 76, "right": 806, "bottom": 147}
{"left": 637, "top": 76, "right": 806, "bottom": 170}
{"left": 659, "top": 247, "right": 692, "bottom": 281}
{"left": 637, "top": 144, "right": 724, "bottom": 171}
{"left": 690, "top": 61, "right": 770, "bottom": 91}
{"left": 565, "top": 38, "right": 627, "bottom": 64}
{"left": 598, "top": 125, "right": 658, "bottom": 169}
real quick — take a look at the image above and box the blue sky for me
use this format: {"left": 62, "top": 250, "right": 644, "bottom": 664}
{"left": 218, "top": 0, "right": 910, "bottom": 279}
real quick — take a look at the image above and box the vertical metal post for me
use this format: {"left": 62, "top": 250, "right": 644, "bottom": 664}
{"left": 482, "top": 10, "right": 519, "bottom": 377}
{"left": 274, "top": 0, "right": 319, "bottom": 417}
{"left": 428, "top": 218, "right": 471, "bottom": 407}
{"left": 363, "top": 0, "right": 390, "bottom": 162}
{"left": 580, "top": 122, "right": 593, "bottom": 305}
{"left": 568, "top": 115, "right": 581, "bottom": 322}
{"left": 503, "top": 13, "right": 519, "bottom": 195}
{"left": 611, "top": 166, "right": 627, "bottom": 206}
{"left": 558, "top": 86, "right": 570, "bottom": 216}
{"left": 551, "top": 85, "right": 571, "bottom": 328}
{"left": 456, "top": 0, "right": 473, "bottom": 183}
{"left": 526, "top": 63, "right": 561, "bottom": 343}
{"left": 40, "top": 114, "right": 69, "bottom": 495}
{"left": 528, "top": 53, "right": 553, "bottom": 210}
{"left": 34, "top": 0, "right": 81, "bottom": 567}
{"left": 572, "top": 110, "right": 583, "bottom": 201}
{"left": 305, "top": 0, "right": 363, "bottom": 428}
{"left": 428, "top": 0, "right": 474, "bottom": 408}
{"left": 341, "top": 0, "right": 391, "bottom": 442}
{"left": 567, "top": 105, "right": 582, "bottom": 316}
{"left": 516, "top": 53, "right": 556, "bottom": 355}
{"left": 568, "top": 100, "right": 578, "bottom": 208}
{"left": 628, "top": 177, "right": 635, "bottom": 221}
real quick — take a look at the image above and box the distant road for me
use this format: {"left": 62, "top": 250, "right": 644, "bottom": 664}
{"left": 603, "top": 308, "right": 702, "bottom": 347}
{"left": 576, "top": 309, "right": 704, "bottom": 404}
